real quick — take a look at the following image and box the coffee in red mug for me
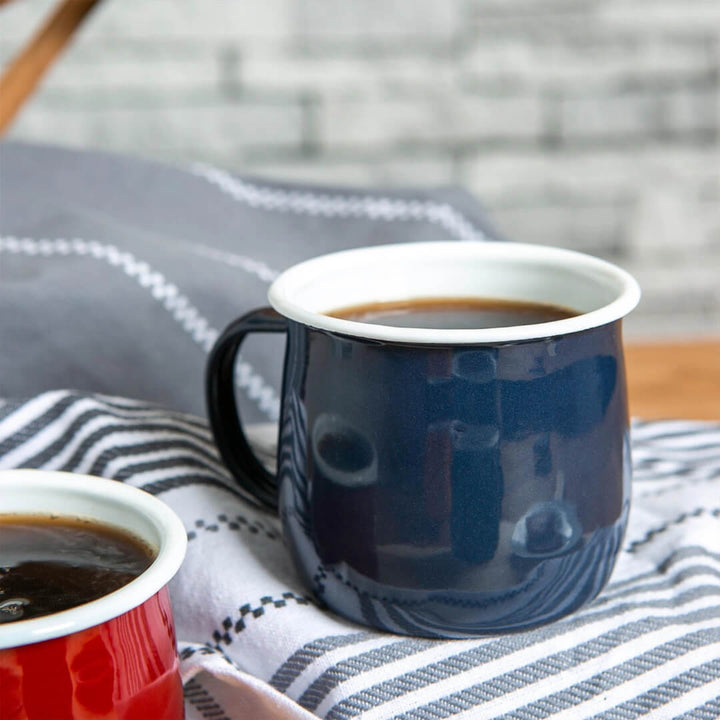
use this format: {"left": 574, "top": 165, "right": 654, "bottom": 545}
{"left": 0, "top": 469, "right": 187, "bottom": 720}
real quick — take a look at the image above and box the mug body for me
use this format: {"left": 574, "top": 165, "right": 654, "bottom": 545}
{"left": 0, "top": 470, "right": 187, "bottom": 719}
{"left": 270, "top": 242, "right": 640, "bottom": 637}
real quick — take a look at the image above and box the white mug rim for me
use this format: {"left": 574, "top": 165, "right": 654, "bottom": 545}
{"left": 268, "top": 242, "right": 641, "bottom": 344}
{"left": 0, "top": 469, "right": 187, "bottom": 650}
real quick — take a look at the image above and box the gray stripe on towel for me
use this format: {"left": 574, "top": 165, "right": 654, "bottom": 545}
{"left": 269, "top": 633, "right": 378, "bottom": 693}
{"left": 323, "top": 596, "right": 720, "bottom": 719}
{"left": 299, "top": 639, "right": 438, "bottom": 712}
{"left": 594, "top": 657, "right": 720, "bottom": 720}
{"left": 388, "top": 622, "right": 720, "bottom": 720}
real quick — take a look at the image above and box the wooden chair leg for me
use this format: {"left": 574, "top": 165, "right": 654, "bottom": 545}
{"left": 0, "top": 0, "right": 103, "bottom": 134}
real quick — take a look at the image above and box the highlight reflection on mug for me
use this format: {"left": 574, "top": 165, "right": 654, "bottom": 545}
{"left": 511, "top": 500, "right": 582, "bottom": 559}
{"left": 311, "top": 414, "right": 378, "bottom": 576}
{"left": 311, "top": 413, "right": 377, "bottom": 488}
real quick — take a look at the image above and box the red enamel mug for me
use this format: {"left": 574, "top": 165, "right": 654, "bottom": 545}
{"left": 0, "top": 470, "right": 187, "bottom": 720}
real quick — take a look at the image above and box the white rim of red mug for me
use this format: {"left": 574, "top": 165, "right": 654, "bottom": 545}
{"left": 268, "top": 242, "right": 641, "bottom": 344}
{"left": 0, "top": 469, "right": 187, "bottom": 650}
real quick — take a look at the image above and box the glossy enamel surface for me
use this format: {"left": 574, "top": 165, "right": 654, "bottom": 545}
{"left": 277, "top": 320, "right": 631, "bottom": 636}
{"left": 207, "top": 242, "right": 639, "bottom": 636}
{"left": 0, "top": 589, "right": 183, "bottom": 720}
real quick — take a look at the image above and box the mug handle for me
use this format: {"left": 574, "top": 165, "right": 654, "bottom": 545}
{"left": 205, "top": 307, "right": 287, "bottom": 510}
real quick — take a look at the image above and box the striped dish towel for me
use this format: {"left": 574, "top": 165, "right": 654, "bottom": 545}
{"left": 0, "top": 390, "right": 718, "bottom": 720}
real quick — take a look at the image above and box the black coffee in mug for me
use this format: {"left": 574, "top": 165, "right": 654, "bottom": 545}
{"left": 0, "top": 514, "right": 155, "bottom": 623}
{"left": 328, "top": 297, "right": 578, "bottom": 329}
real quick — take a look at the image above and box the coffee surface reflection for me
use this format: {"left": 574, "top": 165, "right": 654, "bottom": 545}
{"left": 0, "top": 515, "right": 154, "bottom": 623}
{"left": 328, "top": 296, "right": 578, "bottom": 329}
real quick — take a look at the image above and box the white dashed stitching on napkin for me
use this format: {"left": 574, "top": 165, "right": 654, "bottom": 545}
{"left": 0, "top": 236, "right": 280, "bottom": 419}
{"left": 191, "top": 164, "right": 490, "bottom": 244}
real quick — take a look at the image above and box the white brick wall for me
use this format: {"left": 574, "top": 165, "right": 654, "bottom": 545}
{"left": 295, "top": 0, "right": 460, "bottom": 45}
{"left": 2, "top": 0, "right": 719, "bottom": 339}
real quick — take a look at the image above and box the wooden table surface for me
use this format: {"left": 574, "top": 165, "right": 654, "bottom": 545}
{"left": 626, "top": 339, "right": 720, "bottom": 420}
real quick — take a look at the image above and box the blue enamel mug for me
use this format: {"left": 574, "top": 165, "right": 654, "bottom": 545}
{"left": 206, "top": 242, "right": 640, "bottom": 637}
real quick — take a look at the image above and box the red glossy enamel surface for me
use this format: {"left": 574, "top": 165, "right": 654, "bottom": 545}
{"left": 0, "top": 589, "right": 184, "bottom": 720}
